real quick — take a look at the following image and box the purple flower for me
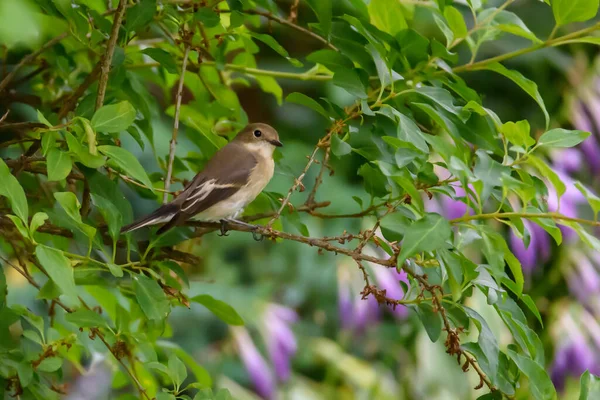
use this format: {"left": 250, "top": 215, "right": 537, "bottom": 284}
{"left": 337, "top": 261, "right": 380, "bottom": 333}
{"left": 566, "top": 251, "right": 600, "bottom": 307}
{"left": 547, "top": 170, "right": 586, "bottom": 242}
{"left": 426, "top": 184, "right": 471, "bottom": 220}
{"left": 550, "top": 339, "right": 594, "bottom": 391}
{"left": 509, "top": 220, "right": 551, "bottom": 274}
{"left": 550, "top": 147, "right": 584, "bottom": 175}
{"left": 570, "top": 101, "right": 600, "bottom": 174}
{"left": 231, "top": 327, "right": 276, "bottom": 400}
{"left": 263, "top": 304, "right": 298, "bottom": 382}
{"left": 370, "top": 263, "right": 409, "bottom": 319}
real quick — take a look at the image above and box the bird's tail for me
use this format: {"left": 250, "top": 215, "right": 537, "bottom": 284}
{"left": 120, "top": 204, "right": 179, "bottom": 234}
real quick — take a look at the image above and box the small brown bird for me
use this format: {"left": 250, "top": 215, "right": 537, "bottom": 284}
{"left": 120, "top": 123, "right": 282, "bottom": 235}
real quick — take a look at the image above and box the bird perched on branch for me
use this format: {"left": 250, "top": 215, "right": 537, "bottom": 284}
{"left": 120, "top": 123, "right": 282, "bottom": 236}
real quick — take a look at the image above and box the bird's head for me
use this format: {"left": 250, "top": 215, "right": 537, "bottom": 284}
{"left": 233, "top": 123, "right": 283, "bottom": 156}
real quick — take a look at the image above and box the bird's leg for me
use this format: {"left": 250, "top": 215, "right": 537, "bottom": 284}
{"left": 225, "top": 218, "right": 264, "bottom": 241}
{"left": 218, "top": 219, "right": 230, "bottom": 236}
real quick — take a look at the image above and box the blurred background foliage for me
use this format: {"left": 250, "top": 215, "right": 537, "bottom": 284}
{"left": 3, "top": 0, "right": 600, "bottom": 399}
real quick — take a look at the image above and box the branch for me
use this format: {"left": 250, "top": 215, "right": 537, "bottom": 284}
{"left": 0, "top": 32, "right": 68, "bottom": 94}
{"left": 189, "top": 220, "right": 393, "bottom": 267}
{"left": 58, "top": 63, "right": 102, "bottom": 119}
{"left": 450, "top": 211, "right": 600, "bottom": 227}
{"left": 164, "top": 44, "right": 191, "bottom": 203}
{"left": 452, "top": 21, "right": 600, "bottom": 74}
{"left": 95, "top": 0, "right": 127, "bottom": 110}
{"left": 127, "top": 60, "right": 333, "bottom": 81}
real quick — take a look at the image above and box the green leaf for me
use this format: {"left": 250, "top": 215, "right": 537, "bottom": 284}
{"left": 415, "top": 303, "right": 442, "bottom": 342}
{"left": 476, "top": 62, "right": 549, "bottom": 128}
{"left": 306, "top": 49, "right": 353, "bottom": 70}
{"left": 98, "top": 145, "right": 154, "bottom": 191}
{"left": 195, "top": 7, "right": 220, "bottom": 28}
{"left": 158, "top": 261, "right": 189, "bottom": 288}
{"left": 35, "top": 357, "right": 62, "bottom": 372}
{"left": 368, "top": 0, "right": 407, "bottom": 35}
{"left": 156, "top": 393, "right": 176, "bottom": 400}
{"left": 444, "top": 6, "right": 467, "bottom": 39}
{"left": 465, "top": 307, "right": 499, "bottom": 377}
{"left": 0, "top": 264, "right": 6, "bottom": 309}
{"left": 125, "top": 0, "right": 156, "bottom": 32}
{"left": 133, "top": 274, "right": 170, "bottom": 321}
{"left": 575, "top": 182, "right": 600, "bottom": 220}
{"left": 397, "top": 213, "right": 452, "bottom": 266}
{"left": 65, "top": 309, "right": 108, "bottom": 328}
{"left": 552, "top": 0, "right": 599, "bottom": 26}
{"left": 537, "top": 128, "right": 590, "bottom": 148}
{"left": 479, "top": 8, "right": 541, "bottom": 43}
{"left": 500, "top": 120, "right": 535, "bottom": 149}
{"left": 29, "top": 212, "right": 49, "bottom": 236}
{"left": 91, "top": 101, "right": 137, "bottom": 133}
{"left": 528, "top": 155, "right": 566, "bottom": 206}
{"left": 0, "top": 159, "right": 28, "bottom": 223}
{"left": 37, "top": 109, "right": 52, "bottom": 127}
{"left": 8, "top": 215, "right": 29, "bottom": 239}
{"left": 305, "top": 0, "right": 332, "bottom": 38}
{"left": 46, "top": 148, "right": 72, "bottom": 181}
{"left": 331, "top": 134, "right": 352, "bottom": 157}
{"left": 579, "top": 370, "right": 600, "bottom": 400}
{"left": 91, "top": 193, "right": 122, "bottom": 240}
{"left": 168, "top": 353, "right": 187, "bottom": 388}
{"left": 332, "top": 69, "right": 368, "bottom": 98}
{"left": 65, "top": 131, "right": 106, "bottom": 168}
{"left": 35, "top": 245, "right": 77, "bottom": 302}
{"left": 141, "top": 48, "right": 178, "bottom": 74}
{"left": 37, "top": 279, "right": 62, "bottom": 300}
{"left": 191, "top": 295, "right": 244, "bottom": 325}
{"left": 507, "top": 349, "right": 556, "bottom": 400}
{"left": 285, "top": 93, "right": 330, "bottom": 119}
{"left": 255, "top": 75, "right": 283, "bottom": 105}
{"left": 53, "top": 192, "right": 96, "bottom": 239}
{"left": 247, "top": 32, "right": 302, "bottom": 67}
{"left": 106, "top": 263, "right": 123, "bottom": 278}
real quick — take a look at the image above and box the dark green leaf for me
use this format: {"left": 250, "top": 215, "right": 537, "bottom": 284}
{"left": 195, "top": 8, "right": 220, "bottom": 28}
{"left": 305, "top": 0, "right": 332, "bottom": 38}
{"left": 331, "top": 134, "right": 352, "bottom": 157}
{"left": 65, "top": 309, "right": 108, "bottom": 328}
{"left": 0, "top": 159, "right": 28, "bottom": 223}
{"left": 285, "top": 92, "right": 330, "bottom": 119}
{"left": 415, "top": 303, "right": 442, "bottom": 342}
{"left": 35, "top": 245, "right": 78, "bottom": 302}
{"left": 141, "top": 48, "right": 178, "bottom": 74}
{"left": 332, "top": 69, "right": 368, "bottom": 98}
{"left": 465, "top": 307, "right": 499, "bottom": 377}
{"left": 476, "top": 62, "right": 549, "bottom": 128}
{"left": 91, "top": 193, "right": 123, "bottom": 240}
{"left": 98, "top": 145, "right": 154, "bottom": 191}
{"left": 125, "top": 0, "right": 156, "bottom": 32}
{"left": 397, "top": 213, "right": 452, "bottom": 266}
{"left": 247, "top": 32, "right": 302, "bottom": 67}
{"left": 133, "top": 274, "right": 170, "bottom": 321}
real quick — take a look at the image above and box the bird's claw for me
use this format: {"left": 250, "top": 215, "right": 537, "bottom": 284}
{"left": 218, "top": 219, "right": 230, "bottom": 236}
{"left": 252, "top": 230, "right": 264, "bottom": 241}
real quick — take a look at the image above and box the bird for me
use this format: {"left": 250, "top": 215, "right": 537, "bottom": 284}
{"left": 120, "top": 123, "right": 282, "bottom": 236}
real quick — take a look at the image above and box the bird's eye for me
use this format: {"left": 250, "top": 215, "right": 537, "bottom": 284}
{"left": 253, "top": 129, "right": 262, "bottom": 138}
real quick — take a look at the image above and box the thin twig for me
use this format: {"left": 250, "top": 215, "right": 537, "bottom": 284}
{"left": 95, "top": 0, "right": 127, "bottom": 110}
{"left": 163, "top": 44, "right": 191, "bottom": 203}
{"left": 266, "top": 145, "right": 321, "bottom": 228}
{"left": 0, "top": 32, "right": 68, "bottom": 94}
{"left": 305, "top": 146, "right": 330, "bottom": 206}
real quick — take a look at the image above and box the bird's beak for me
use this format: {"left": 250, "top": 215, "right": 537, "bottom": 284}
{"left": 270, "top": 139, "right": 283, "bottom": 147}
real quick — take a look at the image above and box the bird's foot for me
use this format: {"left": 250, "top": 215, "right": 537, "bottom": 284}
{"left": 225, "top": 219, "right": 264, "bottom": 241}
{"left": 218, "top": 219, "right": 230, "bottom": 236}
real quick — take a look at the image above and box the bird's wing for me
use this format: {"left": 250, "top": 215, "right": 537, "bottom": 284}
{"left": 174, "top": 142, "right": 257, "bottom": 218}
